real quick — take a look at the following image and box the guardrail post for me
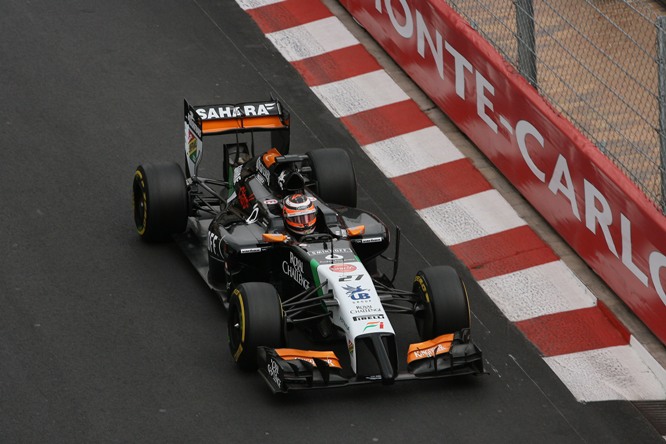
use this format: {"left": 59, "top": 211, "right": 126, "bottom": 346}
{"left": 515, "top": 0, "right": 537, "bottom": 88}
{"left": 657, "top": 16, "right": 666, "bottom": 212}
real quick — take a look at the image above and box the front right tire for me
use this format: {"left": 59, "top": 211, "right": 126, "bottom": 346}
{"left": 412, "top": 266, "right": 471, "bottom": 340}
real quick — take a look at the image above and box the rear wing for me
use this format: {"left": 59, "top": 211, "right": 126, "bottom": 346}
{"left": 192, "top": 100, "right": 289, "bottom": 135}
{"left": 184, "top": 99, "right": 290, "bottom": 178}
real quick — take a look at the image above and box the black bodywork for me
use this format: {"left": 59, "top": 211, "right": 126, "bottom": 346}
{"left": 206, "top": 176, "right": 390, "bottom": 300}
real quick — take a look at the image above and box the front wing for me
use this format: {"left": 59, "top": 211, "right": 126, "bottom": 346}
{"left": 257, "top": 332, "right": 484, "bottom": 393}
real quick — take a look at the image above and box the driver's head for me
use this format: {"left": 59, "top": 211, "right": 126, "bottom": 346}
{"left": 283, "top": 194, "right": 317, "bottom": 235}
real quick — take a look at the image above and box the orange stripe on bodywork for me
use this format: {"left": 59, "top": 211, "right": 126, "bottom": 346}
{"left": 275, "top": 348, "right": 342, "bottom": 369}
{"left": 406, "top": 333, "right": 454, "bottom": 364}
{"left": 201, "top": 116, "right": 288, "bottom": 135}
{"left": 346, "top": 225, "right": 365, "bottom": 237}
{"left": 262, "top": 233, "right": 287, "bottom": 243}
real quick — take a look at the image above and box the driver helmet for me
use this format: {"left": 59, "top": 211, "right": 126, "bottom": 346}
{"left": 283, "top": 194, "right": 317, "bottom": 235}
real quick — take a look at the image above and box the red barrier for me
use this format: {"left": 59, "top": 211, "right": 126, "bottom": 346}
{"left": 340, "top": 0, "right": 666, "bottom": 344}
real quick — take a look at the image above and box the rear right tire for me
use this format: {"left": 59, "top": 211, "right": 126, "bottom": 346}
{"left": 306, "top": 148, "right": 357, "bottom": 207}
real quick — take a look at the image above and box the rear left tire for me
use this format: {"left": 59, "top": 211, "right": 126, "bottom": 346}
{"left": 132, "top": 162, "right": 188, "bottom": 242}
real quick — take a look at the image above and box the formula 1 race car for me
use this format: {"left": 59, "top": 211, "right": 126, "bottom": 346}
{"left": 131, "top": 98, "right": 483, "bottom": 392}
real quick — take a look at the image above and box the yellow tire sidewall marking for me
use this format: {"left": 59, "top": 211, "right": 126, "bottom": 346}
{"left": 232, "top": 289, "right": 246, "bottom": 361}
{"left": 133, "top": 169, "right": 148, "bottom": 235}
{"left": 414, "top": 274, "right": 430, "bottom": 303}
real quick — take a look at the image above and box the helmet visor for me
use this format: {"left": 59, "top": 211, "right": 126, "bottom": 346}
{"left": 285, "top": 210, "right": 316, "bottom": 227}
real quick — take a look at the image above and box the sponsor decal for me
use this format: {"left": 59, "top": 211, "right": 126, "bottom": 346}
{"left": 363, "top": 321, "right": 384, "bottom": 331}
{"left": 208, "top": 231, "right": 223, "bottom": 256}
{"left": 411, "top": 344, "right": 451, "bottom": 360}
{"left": 185, "top": 108, "right": 202, "bottom": 139}
{"left": 360, "top": 237, "right": 383, "bottom": 244}
{"left": 282, "top": 252, "right": 310, "bottom": 290}
{"left": 339, "top": 274, "right": 364, "bottom": 282}
{"left": 347, "top": 339, "right": 354, "bottom": 356}
{"left": 330, "top": 264, "right": 357, "bottom": 273}
{"left": 325, "top": 254, "right": 344, "bottom": 261}
{"left": 238, "top": 185, "right": 254, "bottom": 210}
{"left": 184, "top": 107, "right": 202, "bottom": 177}
{"left": 245, "top": 204, "right": 259, "bottom": 224}
{"left": 267, "top": 359, "right": 282, "bottom": 389}
{"left": 343, "top": 285, "right": 370, "bottom": 301}
{"left": 195, "top": 103, "right": 277, "bottom": 120}
{"left": 353, "top": 314, "right": 385, "bottom": 322}
{"left": 277, "top": 170, "right": 288, "bottom": 190}
{"left": 264, "top": 199, "right": 278, "bottom": 205}
{"left": 245, "top": 204, "right": 260, "bottom": 224}
{"left": 187, "top": 130, "right": 199, "bottom": 163}
{"left": 255, "top": 157, "right": 271, "bottom": 185}
{"left": 290, "top": 356, "right": 338, "bottom": 367}
{"left": 349, "top": 306, "right": 383, "bottom": 315}
{"left": 233, "top": 165, "right": 243, "bottom": 184}
{"left": 307, "top": 247, "right": 353, "bottom": 257}
{"left": 240, "top": 247, "right": 261, "bottom": 254}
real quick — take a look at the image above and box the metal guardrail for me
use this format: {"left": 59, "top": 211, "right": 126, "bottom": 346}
{"left": 447, "top": 0, "right": 666, "bottom": 213}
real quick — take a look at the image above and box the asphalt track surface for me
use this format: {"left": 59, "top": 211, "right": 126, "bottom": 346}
{"left": 0, "top": 0, "right": 663, "bottom": 442}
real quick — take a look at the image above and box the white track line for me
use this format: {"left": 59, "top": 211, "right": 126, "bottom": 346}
{"left": 362, "top": 126, "right": 464, "bottom": 178}
{"left": 544, "top": 346, "right": 666, "bottom": 401}
{"left": 417, "top": 189, "right": 526, "bottom": 246}
{"left": 266, "top": 17, "right": 358, "bottom": 62}
{"left": 310, "top": 71, "right": 410, "bottom": 117}
{"left": 236, "top": 0, "right": 284, "bottom": 10}
{"left": 479, "top": 261, "right": 597, "bottom": 322}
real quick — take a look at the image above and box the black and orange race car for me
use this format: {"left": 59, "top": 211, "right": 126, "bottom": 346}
{"left": 131, "top": 98, "right": 484, "bottom": 392}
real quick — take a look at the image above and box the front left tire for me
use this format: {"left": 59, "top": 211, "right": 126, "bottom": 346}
{"left": 228, "top": 282, "right": 285, "bottom": 371}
